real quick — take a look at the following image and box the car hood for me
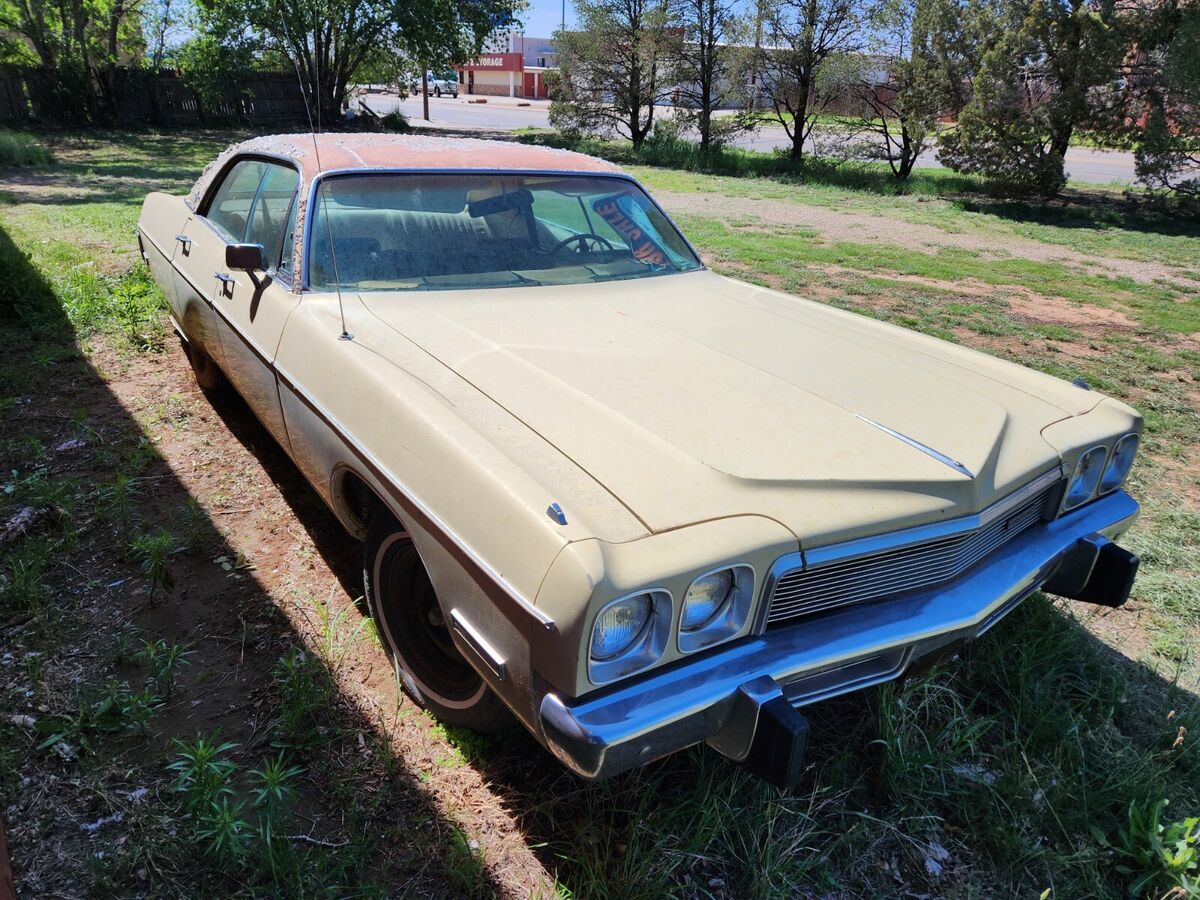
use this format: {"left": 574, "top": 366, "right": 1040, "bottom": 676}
{"left": 361, "top": 271, "right": 1095, "bottom": 545}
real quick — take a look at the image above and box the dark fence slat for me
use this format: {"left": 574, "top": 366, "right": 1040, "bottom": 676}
{"left": 0, "top": 66, "right": 310, "bottom": 128}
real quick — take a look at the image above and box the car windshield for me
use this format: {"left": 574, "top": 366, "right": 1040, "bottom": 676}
{"left": 307, "top": 173, "right": 702, "bottom": 292}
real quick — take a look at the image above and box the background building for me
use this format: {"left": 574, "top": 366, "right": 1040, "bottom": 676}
{"left": 457, "top": 28, "right": 556, "bottom": 98}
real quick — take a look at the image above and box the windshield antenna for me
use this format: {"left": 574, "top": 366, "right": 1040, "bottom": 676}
{"left": 283, "top": 22, "right": 351, "bottom": 340}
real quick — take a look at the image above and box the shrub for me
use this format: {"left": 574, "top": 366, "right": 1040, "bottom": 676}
{"left": 0, "top": 130, "right": 52, "bottom": 167}
{"left": 380, "top": 111, "right": 410, "bottom": 133}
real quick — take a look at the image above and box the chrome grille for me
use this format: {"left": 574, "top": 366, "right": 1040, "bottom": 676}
{"left": 766, "top": 482, "right": 1057, "bottom": 628}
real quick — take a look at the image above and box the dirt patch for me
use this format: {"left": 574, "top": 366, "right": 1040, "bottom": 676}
{"left": 0, "top": 333, "right": 556, "bottom": 895}
{"left": 1005, "top": 292, "right": 1142, "bottom": 329}
{"left": 657, "top": 189, "right": 1200, "bottom": 289}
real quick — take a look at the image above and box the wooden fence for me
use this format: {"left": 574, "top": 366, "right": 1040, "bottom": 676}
{"left": 0, "top": 67, "right": 309, "bottom": 127}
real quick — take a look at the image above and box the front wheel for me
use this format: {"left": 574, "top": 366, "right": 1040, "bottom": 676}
{"left": 183, "top": 339, "right": 227, "bottom": 392}
{"left": 363, "top": 509, "right": 508, "bottom": 732}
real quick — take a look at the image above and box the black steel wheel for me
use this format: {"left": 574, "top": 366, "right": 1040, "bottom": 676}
{"left": 363, "top": 508, "right": 508, "bottom": 731}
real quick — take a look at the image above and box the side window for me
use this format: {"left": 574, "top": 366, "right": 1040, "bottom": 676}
{"left": 205, "top": 159, "right": 267, "bottom": 241}
{"left": 245, "top": 163, "right": 300, "bottom": 272}
{"left": 277, "top": 195, "right": 299, "bottom": 278}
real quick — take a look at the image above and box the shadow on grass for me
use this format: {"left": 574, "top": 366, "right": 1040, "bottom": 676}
{"left": 468, "top": 591, "right": 1200, "bottom": 897}
{"left": 953, "top": 193, "right": 1200, "bottom": 240}
{"left": 519, "top": 131, "right": 1200, "bottom": 239}
{"left": 0, "top": 130, "right": 245, "bottom": 208}
{"left": 0, "top": 221, "right": 514, "bottom": 896}
{"left": 3, "top": 144, "right": 1198, "bottom": 894}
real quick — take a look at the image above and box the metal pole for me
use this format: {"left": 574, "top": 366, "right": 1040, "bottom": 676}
{"left": 561, "top": 0, "right": 565, "bottom": 30}
{"left": 422, "top": 68, "right": 430, "bottom": 121}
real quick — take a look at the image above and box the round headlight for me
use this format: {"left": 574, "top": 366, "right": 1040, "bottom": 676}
{"left": 1064, "top": 446, "right": 1107, "bottom": 509}
{"left": 681, "top": 569, "right": 734, "bottom": 631}
{"left": 1100, "top": 433, "right": 1138, "bottom": 494}
{"left": 590, "top": 593, "right": 654, "bottom": 661}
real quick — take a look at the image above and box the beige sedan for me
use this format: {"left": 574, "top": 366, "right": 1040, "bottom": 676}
{"left": 138, "top": 134, "right": 1143, "bottom": 786}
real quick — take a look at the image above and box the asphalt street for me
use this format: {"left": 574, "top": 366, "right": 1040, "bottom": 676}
{"left": 360, "top": 92, "right": 1139, "bottom": 185}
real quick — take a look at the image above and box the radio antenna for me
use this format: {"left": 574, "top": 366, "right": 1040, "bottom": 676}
{"left": 284, "top": 21, "right": 351, "bottom": 340}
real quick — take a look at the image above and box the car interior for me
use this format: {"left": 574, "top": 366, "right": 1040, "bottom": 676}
{"left": 305, "top": 174, "right": 701, "bottom": 291}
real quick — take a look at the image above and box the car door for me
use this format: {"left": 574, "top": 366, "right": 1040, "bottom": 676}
{"left": 208, "top": 159, "right": 302, "bottom": 452}
{"left": 171, "top": 159, "right": 273, "bottom": 371}
{"left": 137, "top": 192, "right": 184, "bottom": 313}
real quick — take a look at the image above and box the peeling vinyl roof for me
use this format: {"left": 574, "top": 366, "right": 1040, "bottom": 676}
{"left": 185, "top": 132, "right": 624, "bottom": 211}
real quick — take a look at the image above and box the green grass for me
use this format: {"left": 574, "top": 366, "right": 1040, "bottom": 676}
{"left": 679, "top": 215, "right": 1200, "bottom": 333}
{"left": 522, "top": 131, "right": 1200, "bottom": 277}
{"left": 520, "top": 130, "right": 993, "bottom": 196}
{"left": 624, "top": 162, "right": 1200, "bottom": 272}
{"left": 513, "top": 129, "right": 1200, "bottom": 896}
{"left": 1, "top": 129, "right": 1197, "bottom": 898}
{"left": 0, "top": 130, "right": 491, "bottom": 896}
{"left": 0, "top": 129, "right": 52, "bottom": 166}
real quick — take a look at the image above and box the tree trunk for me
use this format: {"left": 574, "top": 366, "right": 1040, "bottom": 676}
{"left": 103, "top": 1, "right": 126, "bottom": 120}
{"left": 897, "top": 125, "right": 915, "bottom": 179}
{"left": 1049, "top": 123, "right": 1073, "bottom": 162}
{"left": 790, "top": 81, "right": 810, "bottom": 161}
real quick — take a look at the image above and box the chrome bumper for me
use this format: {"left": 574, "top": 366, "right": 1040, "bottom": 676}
{"left": 539, "top": 490, "right": 1140, "bottom": 783}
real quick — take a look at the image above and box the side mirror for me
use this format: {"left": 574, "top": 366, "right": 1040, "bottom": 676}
{"left": 226, "top": 243, "right": 267, "bottom": 272}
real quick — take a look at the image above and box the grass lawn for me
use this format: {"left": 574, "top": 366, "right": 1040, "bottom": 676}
{"left": 1, "top": 130, "right": 1198, "bottom": 897}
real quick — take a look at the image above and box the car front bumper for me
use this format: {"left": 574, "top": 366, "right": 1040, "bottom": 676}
{"left": 538, "top": 490, "right": 1140, "bottom": 785}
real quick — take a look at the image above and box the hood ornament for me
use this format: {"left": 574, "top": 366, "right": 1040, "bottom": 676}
{"left": 856, "top": 415, "right": 975, "bottom": 479}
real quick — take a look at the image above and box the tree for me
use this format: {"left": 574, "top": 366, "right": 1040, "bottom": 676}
{"left": 0, "top": 0, "right": 143, "bottom": 122}
{"left": 937, "top": 0, "right": 1125, "bottom": 196}
{"left": 845, "top": 0, "right": 960, "bottom": 180}
{"left": 551, "top": 0, "right": 679, "bottom": 147}
{"left": 199, "top": 0, "right": 521, "bottom": 125}
{"left": 751, "top": 0, "right": 867, "bottom": 161}
{"left": 670, "top": 0, "right": 754, "bottom": 151}
{"left": 1089, "top": 0, "right": 1200, "bottom": 195}
{"left": 142, "top": 0, "right": 190, "bottom": 72}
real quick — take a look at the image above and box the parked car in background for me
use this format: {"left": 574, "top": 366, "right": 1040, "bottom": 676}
{"left": 137, "top": 133, "right": 1143, "bottom": 787}
{"left": 409, "top": 71, "right": 458, "bottom": 97}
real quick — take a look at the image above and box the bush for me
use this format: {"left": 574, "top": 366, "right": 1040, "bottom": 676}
{"left": 0, "top": 130, "right": 52, "bottom": 167}
{"left": 517, "top": 130, "right": 989, "bottom": 196}
{"left": 380, "top": 110, "right": 410, "bottom": 133}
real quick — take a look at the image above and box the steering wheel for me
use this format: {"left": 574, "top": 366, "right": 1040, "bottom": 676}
{"left": 549, "top": 233, "right": 616, "bottom": 256}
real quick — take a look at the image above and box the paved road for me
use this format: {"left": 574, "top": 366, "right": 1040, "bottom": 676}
{"left": 361, "top": 92, "right": 1138, "bottom": 185}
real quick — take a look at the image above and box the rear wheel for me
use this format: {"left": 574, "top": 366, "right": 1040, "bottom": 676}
{"left": 183, "top": 339, "right": 227, "bottom": 392}
{"left": 363, "top": 509, "right": 508, "bottom": 732}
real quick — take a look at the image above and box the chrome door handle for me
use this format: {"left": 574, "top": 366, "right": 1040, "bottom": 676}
{"left": 214, "top": 272, "right": 235, "bottom": 284}
{"left": 174, "top": 234, "right": 192, "bottom": 247}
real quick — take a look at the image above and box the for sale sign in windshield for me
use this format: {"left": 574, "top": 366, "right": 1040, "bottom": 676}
{"left": 592, "top": 195, "right": 668, "bottom": 266}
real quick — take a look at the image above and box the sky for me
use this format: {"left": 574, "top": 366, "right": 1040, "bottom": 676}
{"left": 519, "top": 0, "right": 578, "bottom": 38}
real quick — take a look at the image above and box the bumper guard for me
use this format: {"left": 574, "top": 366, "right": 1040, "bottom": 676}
{"left": 538, "top": 490, "right": 1140, "bottom": 786}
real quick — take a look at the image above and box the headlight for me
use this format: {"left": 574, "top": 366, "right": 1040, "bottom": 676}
{"left": 588, "top": 589, "right": 671, "bottom": 684}
{"left": 1100, "top": 433, "right": 1138, "bottom": 494}
{"left": 679, "top": 565, "right": 754, "bottom": 653}
{"left": 1064, "top": 446, "right": 1107, "bottom": 510}
{"left": 591, "top": 593, "right": 653, "bottom": 661}
{"left": 681, "top": 569, "right": 734, "bottom": 631}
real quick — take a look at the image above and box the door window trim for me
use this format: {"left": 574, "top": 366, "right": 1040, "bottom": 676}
{"left": 197, "top": 152, "right": 303, "bottom": 279}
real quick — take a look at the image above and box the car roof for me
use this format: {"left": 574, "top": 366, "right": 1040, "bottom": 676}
{"left": 185, "top": 133, "right": 625, "bottom": 210}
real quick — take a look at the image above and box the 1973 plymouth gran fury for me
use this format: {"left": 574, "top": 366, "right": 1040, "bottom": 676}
{"left": 138, "top": 134, "right": 1142, "bottom": 787}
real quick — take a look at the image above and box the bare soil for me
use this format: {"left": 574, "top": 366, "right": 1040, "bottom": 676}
{"left": 657, "top": 189, "right": 1200, "bottom": 288}
{"left": 1, "top": 333, "right": 559, "bottom": 895}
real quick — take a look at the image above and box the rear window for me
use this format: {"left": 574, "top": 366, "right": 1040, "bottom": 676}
{"left": 307, "top": 173, "right": 701, "bottom": 292}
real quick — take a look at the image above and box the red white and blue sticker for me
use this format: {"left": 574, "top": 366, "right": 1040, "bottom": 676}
{"left": 592, "top": 195, "right": 669, "bottom": 266}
